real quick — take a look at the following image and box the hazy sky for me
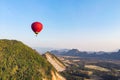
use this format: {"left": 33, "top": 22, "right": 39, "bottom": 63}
{"left": 0, "top": 0, "right": 120, "bottom": 51}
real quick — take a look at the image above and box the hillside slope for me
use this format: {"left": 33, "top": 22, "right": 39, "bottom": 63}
{"left": 44, "top": 52, "right": 66, "bottom": 72}
{"left": 0, "top": 39, "right": 65, "bottom": 80}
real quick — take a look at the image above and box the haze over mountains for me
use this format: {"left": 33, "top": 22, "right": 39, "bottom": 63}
{"left": 50, "top": 49, "right": 120, "bottom": 60}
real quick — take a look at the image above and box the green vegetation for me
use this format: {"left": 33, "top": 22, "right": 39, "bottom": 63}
{"left": 0, "top": 39, "right": 55, "bottom": 80}
{"left": 61, "top": 64, "right": 90, "bottom": 80}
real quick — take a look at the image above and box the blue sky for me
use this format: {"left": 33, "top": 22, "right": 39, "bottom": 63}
{"left": 0, "top": 0, "right": 120, "bottom": 51}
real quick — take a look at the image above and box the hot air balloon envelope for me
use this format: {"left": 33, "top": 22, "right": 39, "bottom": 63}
{"left": 31, "top": 22, "right": 43, "bottom": 35}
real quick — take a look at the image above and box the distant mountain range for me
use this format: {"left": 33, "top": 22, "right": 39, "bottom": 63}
{"left": 50, "top": 49, "right": 120, "bottom": 60}
{"left": 34, "top": 47, "right": 68, "bottom": 54}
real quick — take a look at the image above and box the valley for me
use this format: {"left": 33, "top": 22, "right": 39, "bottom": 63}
{"left": 50, "top": 49, "right": 120, "bottom": 80}
{"left": 58, "top": 55, "right": 120, "bottom": 80}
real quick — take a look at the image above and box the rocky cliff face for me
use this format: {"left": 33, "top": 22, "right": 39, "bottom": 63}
{"left": 43, "top": 71, "right": 66, "bottom": 80}
{"left": 44, "top": 52, "right": 66, "bottom": 72}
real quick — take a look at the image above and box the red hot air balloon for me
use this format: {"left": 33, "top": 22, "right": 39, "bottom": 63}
{"left": 31, "top": 22, "right": 43, "bottom": 36}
